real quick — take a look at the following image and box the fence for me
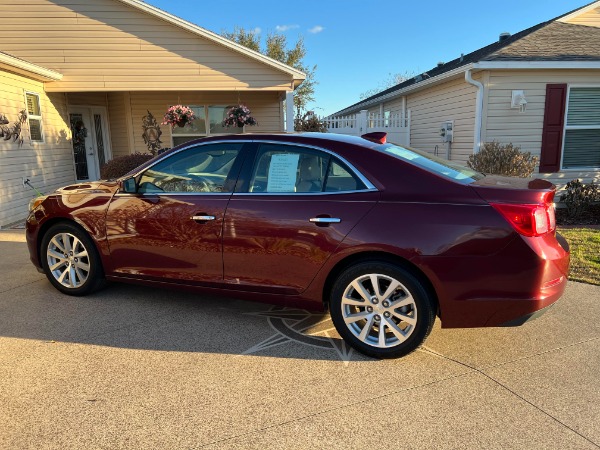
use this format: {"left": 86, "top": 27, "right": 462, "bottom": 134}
{"left": 323, "top": 109, "right": 410, "bottom": 146}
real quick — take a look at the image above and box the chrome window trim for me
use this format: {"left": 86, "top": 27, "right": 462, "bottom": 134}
{"left": 121, "top": 138, "right": 378, "bottom": 195}
{"left": 113, "top": 192, "right": 232, "bottom": 197}
{"left": 231, "top": 188, "right": 378, "bottom": 197}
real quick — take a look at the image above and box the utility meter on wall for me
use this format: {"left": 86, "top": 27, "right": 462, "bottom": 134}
{"left": 440, "top": 121, "right": 454, "bottom": 143}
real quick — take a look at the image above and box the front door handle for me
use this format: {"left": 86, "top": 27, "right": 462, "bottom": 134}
{"left": 309, "top": 217, "right": 341, "bottom": 224}
{"left": 191, "top": 215, "right": 216, "bottom": 222}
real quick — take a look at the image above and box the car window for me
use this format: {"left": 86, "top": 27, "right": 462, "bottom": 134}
{"left": 324, "top": 159, "right": 366, "bottom": 192}
{"left": 378, "top": 143, "right": 484, "bottom": 184}
{"left": 249, "top": 144, "right": 330, "bottom": 193}
{"left": 138, "top": 143, "right": 243, "bottom": 193}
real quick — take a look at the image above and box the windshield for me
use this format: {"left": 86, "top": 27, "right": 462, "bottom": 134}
{"left": 378, "top": 143, "right": 484, "bottom": 184}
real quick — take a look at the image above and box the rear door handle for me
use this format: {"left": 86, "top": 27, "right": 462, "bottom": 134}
{"left": 191, "top": 215, "right": 216, "bottom": 221}
{"left": 309, "top": 217, "right": 341, "bottom": 224}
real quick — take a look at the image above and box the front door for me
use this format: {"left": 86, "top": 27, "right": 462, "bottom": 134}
{"left": 105, "top": 142, "right": 246, "bottom": 284}
{"left": 69, "top": 107, "right": 111, "bottom": 181}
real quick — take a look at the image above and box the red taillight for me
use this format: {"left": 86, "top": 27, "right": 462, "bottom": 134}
{"left": 491, "top": 201, "right": 556, "bottom": 237}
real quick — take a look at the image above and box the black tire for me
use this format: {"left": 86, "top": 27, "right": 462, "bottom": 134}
{"left": 40, "top": 222, "right": 106, "bottom": 296}
{"left": 329, "top": 261, "right": 435, "bottom": 359}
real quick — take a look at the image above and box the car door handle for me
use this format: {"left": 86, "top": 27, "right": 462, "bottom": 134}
{"left": 309, "top": 217, "right": 341, "bottom": 224}
{"left": 191, "top": 215, "right": 216, "bottom": 221}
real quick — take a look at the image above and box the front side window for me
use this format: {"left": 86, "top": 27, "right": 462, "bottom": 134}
{"left": 248, "top": 143, "right": 367, "bottom": 194}
{"left": 563, "top": 87, "right": 600, "bottom": 169}
{"left": 171, "top": 105, "right": 243, "bottom": 147}
{"left": 138, "top": 143, "right": 243, "bottom": 193}
{"left": 25, "top": 92, "right": 43, "bottom": 142}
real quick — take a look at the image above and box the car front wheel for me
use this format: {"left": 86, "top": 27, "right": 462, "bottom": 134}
{"left": 330, "top": 262, "right": 435, "bottom": 359}
{"left": 40, "top": 223, "right": 105, "bottom": 296}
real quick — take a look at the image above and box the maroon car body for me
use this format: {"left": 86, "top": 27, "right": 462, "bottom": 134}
{"left": 26, "top": 133, "right": 570, "bottom": 357}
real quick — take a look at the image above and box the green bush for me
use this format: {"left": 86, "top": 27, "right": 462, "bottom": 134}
{"left": 560, "top": 179, "right": 599, "bottom": 219}
{"left": 467, "top": 141, "right": 538, "bottom": 177}
{"left": 100, "top": 153, "right": 154, "bottom": 179}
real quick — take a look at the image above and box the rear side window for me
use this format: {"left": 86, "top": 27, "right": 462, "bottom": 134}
{"left": 379, "top": 144, "right": 484, "bottom": 184}
{"left": 248, "top": 143, "right": 368, "bottom": 194}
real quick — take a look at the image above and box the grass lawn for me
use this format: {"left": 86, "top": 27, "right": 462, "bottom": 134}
{"left": 558, "top": 227, "right": 600, "bottom": 286}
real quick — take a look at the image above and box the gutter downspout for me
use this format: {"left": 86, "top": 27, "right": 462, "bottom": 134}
{"left": 465, "top": 69, "right": 484, "bottom": 153}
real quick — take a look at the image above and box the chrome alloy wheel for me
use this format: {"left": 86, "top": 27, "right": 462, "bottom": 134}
{"left": 46, "top": 232, "right": 91, "bottom": 289}
{"left": 341, "top": 273, "right": 417, "bottom": 348}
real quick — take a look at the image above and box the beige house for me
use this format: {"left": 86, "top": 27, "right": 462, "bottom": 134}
{"left": 333, "top": 1, "right": 600, "bottom": 188}
{"left": 0, "top": 0, "right": 305, "bottom": 228}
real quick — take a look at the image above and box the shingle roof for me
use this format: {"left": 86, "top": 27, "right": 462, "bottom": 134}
{"left": 336, "top": 2, "right": 600, "bottom": 114}
{"left": 485, "top": 22, "right": 600, "bottom": 61}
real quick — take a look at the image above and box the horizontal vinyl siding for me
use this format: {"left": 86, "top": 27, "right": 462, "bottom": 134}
{"left": 483, "top": 69, "right": 600, "bottom": 189}
{"left": 0, "top": 0, "right": 293, "bottom": 92}
{"left": 0, "top": 70, "right": 74, "bottom": 227}
{"left": 127, "top": 91, "right": 283, "bottom": 154}
{"left": 405, "top": 76, "right": 478, "bottom": 163}
{"left": 561, "top": 6, "right": 600, "bottom": 27}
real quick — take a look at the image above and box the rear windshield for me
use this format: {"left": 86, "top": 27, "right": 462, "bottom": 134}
{"left": 378, "top": 144, "right": 484, "bottom": 184}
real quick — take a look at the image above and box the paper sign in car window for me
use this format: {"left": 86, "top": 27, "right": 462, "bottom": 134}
{"left": 386, "top": 146, "right": 419, "bottom": 161}
{"left": 267, "top": 153, "right": 300, "bottom": 192}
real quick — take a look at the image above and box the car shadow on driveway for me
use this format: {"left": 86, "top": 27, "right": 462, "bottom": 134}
{"left": 0, "top": 277, "right": 374, "bottom": 362}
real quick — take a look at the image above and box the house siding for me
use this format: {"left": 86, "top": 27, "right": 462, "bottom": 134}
{"left": 0, "top": 0, "right": 293, "bottom": 92}
{"left": 560, "top": 5, "right": 600, "bottom": 27}
{"left": 107, "top": 92, "right": 130, "bottom": 158}
{"left": 0, "top": 69, "right": 73, "bottom": 227}
{"left": 483, "top": 69, "right": 600, "bottom": 187}
{"left": 405, "top": 76, "right": 478, "bottom": 163}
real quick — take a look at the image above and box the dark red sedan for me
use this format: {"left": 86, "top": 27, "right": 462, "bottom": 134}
{"left": 26, "top": 133, "right": 569, "bottom": 358}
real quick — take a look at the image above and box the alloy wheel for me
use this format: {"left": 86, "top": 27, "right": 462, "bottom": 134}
{"left": 46, "top": 232, "right": 91, "bottom": 289}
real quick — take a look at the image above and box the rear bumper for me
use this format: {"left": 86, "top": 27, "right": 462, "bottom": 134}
{"left": 418, "top": 231, "right": 570, "bottom": 328}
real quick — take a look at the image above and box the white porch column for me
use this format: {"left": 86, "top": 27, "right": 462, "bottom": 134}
{"left": 285, "top": 91, "right": 294, "bottom": 132}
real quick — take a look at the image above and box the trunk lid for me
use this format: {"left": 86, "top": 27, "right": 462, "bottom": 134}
{"left": 470, "top": 175, "right": 555, "bottom": 204}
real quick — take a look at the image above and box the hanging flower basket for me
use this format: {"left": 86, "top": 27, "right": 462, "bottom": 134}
{"left": 162, "top": 105, "right": 196, "bottom": 128}
{"left": 222, "top": 104, "right": 258, "bottom": 129}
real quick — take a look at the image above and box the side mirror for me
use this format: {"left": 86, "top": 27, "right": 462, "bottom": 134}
{"left": 120, "top": 177, "right": 137, "bottom": 193}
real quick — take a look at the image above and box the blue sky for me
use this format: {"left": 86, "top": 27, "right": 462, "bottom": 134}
{"left": 145, "top": 0, "right": 587, "bottom": 115}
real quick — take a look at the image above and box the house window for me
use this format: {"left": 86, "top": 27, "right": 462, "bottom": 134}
{"left": 25, "top": 92, "right": 43, "bottom": 142}
{"left": 562, "top": 87, "right": 600, "bottom": 169}
{"left": 171, "top": 105, "right": 243, "bottom": 147}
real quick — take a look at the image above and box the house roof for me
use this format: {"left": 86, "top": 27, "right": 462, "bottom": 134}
{"left": 0, "top": 51, "right": 63, "bottom": 82}
{"left": 335, "top": 1, "right": 600, "bottom": 115}
{"left": 114, "top": 0, "right": 306, "bottom": 85}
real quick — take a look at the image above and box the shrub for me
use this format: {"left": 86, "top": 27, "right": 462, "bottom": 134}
{"left": 467, "top": 141, "right": 538, "bottom": 177}
{"left": 560, "top": 179, "right": 599, "bottom": 219}
{"left": 294, "top": 112, "right": 328, "bottom": 132}
{"left": 100, "top": 153, "right": 154, "bottom": 179}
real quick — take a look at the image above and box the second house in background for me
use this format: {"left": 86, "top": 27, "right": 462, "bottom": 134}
{"left": 331, "top": 1, "right": 600, "bottom": 188}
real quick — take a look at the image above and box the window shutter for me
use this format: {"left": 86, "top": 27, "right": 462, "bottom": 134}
{"left": 539, "top": 84, "right": 567, "bottom": 173}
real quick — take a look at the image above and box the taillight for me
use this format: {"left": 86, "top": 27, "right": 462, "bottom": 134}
{"left": 491, "top": 202, "right": 556, "bottom": 237}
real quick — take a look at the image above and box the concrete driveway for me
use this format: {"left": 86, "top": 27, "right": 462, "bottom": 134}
{"left": 1, "top": 230, "right": 599, "bottom": 449}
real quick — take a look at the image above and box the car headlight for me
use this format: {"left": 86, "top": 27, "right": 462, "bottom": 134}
{"left": 29, "top": 196, "right": 47, "bottom": 212}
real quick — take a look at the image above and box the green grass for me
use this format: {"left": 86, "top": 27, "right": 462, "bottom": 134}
{"left": 558, "top": 227, "right": 600, "bottom": 286}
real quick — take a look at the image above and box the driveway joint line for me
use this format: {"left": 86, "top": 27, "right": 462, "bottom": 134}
{"left": 0, "top": 278, "right": 45, "bottom": 295}
{"left": 199, "top": 368, "right": 476, "bottom": 448}
{"left": 420, "top": 347, "right": 600, "bottom": 448}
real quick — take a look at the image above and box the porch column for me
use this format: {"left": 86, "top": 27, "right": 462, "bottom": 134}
{"left": 285, "top": 91, "right": 294, "bottom": 132}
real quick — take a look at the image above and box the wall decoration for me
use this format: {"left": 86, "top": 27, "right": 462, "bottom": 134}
{"left": 142, "top": 110, "right": 162, "bottom": 155}
{"left": 0, "top": 109, "right": 27, "bottom": 147}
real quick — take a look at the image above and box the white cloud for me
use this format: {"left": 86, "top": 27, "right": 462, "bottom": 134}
{"left": 250, "top": 27, "right": 261, "bottom": 35}
{"left": 308, "top": 25, "right": 324, "bottom": 34}
{"left": 275, "top": 24, "right": 300, "bottom": 32}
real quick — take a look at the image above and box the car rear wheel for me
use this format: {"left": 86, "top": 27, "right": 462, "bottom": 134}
{"left": 330, "top": 262, "right": 435, "bottom": 359}
{"left": 41, "top": 223, "right": 105, "bottom": 296}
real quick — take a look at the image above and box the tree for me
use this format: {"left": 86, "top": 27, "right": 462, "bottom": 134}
{"left": 221, "top": 27, "right": 316, "bottom": 117}
{"left": 359, "top": 70, "right": 416, "bottom": 100}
